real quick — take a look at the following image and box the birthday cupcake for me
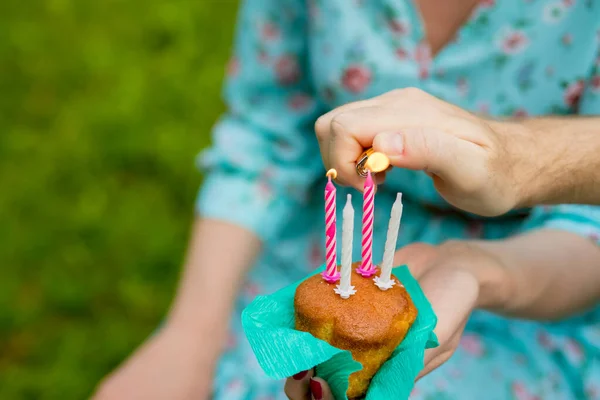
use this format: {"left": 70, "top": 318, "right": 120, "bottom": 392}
{"left": 295, "top": 267, "right": 417, "bottom": 399}
{"left": 294, "top": 188, "right": 416, "bottom": 399}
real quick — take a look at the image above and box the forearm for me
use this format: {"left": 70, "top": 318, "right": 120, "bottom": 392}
{"left": 166, "top": 218, "right": 261, "bottom": 352}
{"left": 492, "top": 117, "right": 600, "bottom": 207}
{"left": 476, "top": 230, "right": 600, "bottom": 320}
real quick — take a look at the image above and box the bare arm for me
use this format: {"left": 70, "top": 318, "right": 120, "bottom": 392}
{"left": 95, "top": 0, "right": 319, "bottom": 397}
{"left": 284, "top": 229, "right": 600, "bottom": 391}
{"left": 476, "top": 230, "right": 600, "bottom": 320}
{"left": 313, "top": 89, "right": 600, "bottom": 216}
{"left": 167, "top": 218, "right": 261, "bottom": 362}
{"left": 93, "top": 218, "right": 262, "bottom": 400}
{"left": 493, "top": 117, "right": 600, "bottom": 208}
{"left": 396, "top": 230, "right": 600, "bottom": 378}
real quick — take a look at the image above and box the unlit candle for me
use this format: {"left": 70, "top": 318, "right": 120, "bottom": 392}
{"left": 335, "top": 194, "right": 356, "bottom": 299}
{"left": 375, "top": 193, "right": 403, "bottom": 290}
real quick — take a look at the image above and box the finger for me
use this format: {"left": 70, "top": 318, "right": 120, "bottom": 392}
{"left": 415, "top": 268, "right": 478, "bottom": 379}
{"left": 315, "top": 99, "right": 380, "bottom": 181}
{"left": 417, "top": 348, "right": 452, "bottom": 380}
{"left": 423, "top": 324, "right": 468, "bottom": 367}
{"left": 284, "top": 369, "right": 314, "bottom": 400}
{"left": 372, "top": 129, "right": 488, "bottom": 197}
{"left": 422, "top": 327, "right": 463, "bottom": 367}
{"left": 392, "top": 243, "right": 437, "bottom": 278}
{"left": 319, "top": 106, "right": 404, "bottom": 191}
{"left": 375, "top": 171, "right": 387, "bottom": 186}
{"left": 319, "top": 104, "right": 448, "bottom": 190}
{"left": 418, "top": 322, "right": 467, "bottom": 380}
{"left": 321, "top": 100, "right": 434, "bottom": 138}
{"left": 326, "top": 115, "right": 373, "bottom": 190}
{"left": 318, "top": 87, "right": 473, "bottom": 169}
{"left": 419, "top": 268, "right": 478, "bottom": 339}
{"left": 323, "top": 105, "right": 470, "bottom": 189}
{"left": 315, "top": 98, "right": 379, "bottom": 135}
{"left": 309, "top": 377, "right": 333, "bottom": 400}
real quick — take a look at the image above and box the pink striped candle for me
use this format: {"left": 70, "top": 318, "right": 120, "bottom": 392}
{"left": 356, "top": 171, "right": 376, "bottom": 277}
{"left": 322, "top": 169, "right": 340, "bottom": 283}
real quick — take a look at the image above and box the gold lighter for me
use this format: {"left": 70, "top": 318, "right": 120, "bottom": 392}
{"left": 355, "top": 148, "right": 390, "bottom": 177}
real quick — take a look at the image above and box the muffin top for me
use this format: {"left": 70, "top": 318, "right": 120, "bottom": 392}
{"left": 294, "top": 262, "right": 417, "bottom": 345}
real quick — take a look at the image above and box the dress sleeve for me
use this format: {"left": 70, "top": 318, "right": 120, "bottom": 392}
{"left": 196, "top": 0, "right": 323, "bottom": 241}
{"left": 520, "top": 205, "right": 600, "bottom": 245}
{"left": 519, "top": 54, "right": 600, "bottom": 245}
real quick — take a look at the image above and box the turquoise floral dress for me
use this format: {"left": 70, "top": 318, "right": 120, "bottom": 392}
{"left": 196, "top": 0, "right": 600, "bottom": 399}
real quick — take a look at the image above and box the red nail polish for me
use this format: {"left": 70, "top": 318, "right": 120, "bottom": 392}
{"left": 292, "top": 370, "right": 308, "bottom": 380}
{"left": 310, "top": 378, "right": 323, "bottom": 400}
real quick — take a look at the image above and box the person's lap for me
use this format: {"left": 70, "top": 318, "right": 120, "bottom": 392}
{"left": 210, "top": 200, "right": 600, "bottom": 400}
{"left": 212, "top": 306, "right": 600, "bottom": 400}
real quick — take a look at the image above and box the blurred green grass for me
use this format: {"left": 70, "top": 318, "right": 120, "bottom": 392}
{"left": 0, "top": 1, "right": 238, "bottom": 398}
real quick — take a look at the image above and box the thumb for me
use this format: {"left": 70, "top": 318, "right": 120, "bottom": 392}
{"left": 372, "top": 129, "right": 486, "bottom": 193}
{"left": 417, "top": 267, "right": 479, "bottom": 377}
{"left": 393, "top": 242, "right": 438, "bottom": 279}
{"left": 309, "top": 377, "right": 333, "bottom": 400}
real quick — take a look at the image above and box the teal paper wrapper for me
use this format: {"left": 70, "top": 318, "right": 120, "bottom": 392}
{"left": 242, "top": 265, "right": 438, "bottom": 400}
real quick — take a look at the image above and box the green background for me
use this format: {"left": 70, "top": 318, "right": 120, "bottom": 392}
{"left": 0, "top": 1, "right": 239, "bottom": 398}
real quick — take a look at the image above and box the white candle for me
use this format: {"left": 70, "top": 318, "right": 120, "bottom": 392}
{"left": 334, "top": 194, "right": 357, "bottom": 299}
{"left": 375, "top": 193, "right": 403, "bottom": 290}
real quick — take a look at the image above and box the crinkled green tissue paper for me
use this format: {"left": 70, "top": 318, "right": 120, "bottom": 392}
{"left": 242, "top": 265, "right": 438, "bottom": 400}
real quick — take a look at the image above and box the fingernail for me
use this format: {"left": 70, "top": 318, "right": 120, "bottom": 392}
{"left": 310, "top": 378, "right": 323, "bottom": 400}
{"left": 377, "top": 132, "right": 404, "bottom": 155}
{"left": 292, "top": 370, "right": 308, "bottom": 380}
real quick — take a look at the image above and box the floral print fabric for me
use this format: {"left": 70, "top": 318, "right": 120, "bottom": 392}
{"left": 197, "top": 0, "right": 600, "bottom": 399}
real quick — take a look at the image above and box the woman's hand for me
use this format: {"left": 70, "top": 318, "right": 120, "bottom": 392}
{"left": 284, "top": 241, "right": 511, "bottom": 399}
{"left": 314, "top": 88, "right": 534, "bottom": 217}
{"left": 92, "top": 324, "right": 216, "bottom": 400}
{"left": 398, "top": 242, "right": 503, "bottom": 377}
{"left": 284, "top": 370, "right": 333, "bottom": 400}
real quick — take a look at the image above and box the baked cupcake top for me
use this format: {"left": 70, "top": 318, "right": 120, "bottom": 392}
{"left": 294, "top": 262, "right": 417, "bottom": 345}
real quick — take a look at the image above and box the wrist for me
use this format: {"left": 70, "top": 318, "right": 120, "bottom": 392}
{"left": 501, "top": 118, "right": 581, "bottom": 208}
{"left": 462, "top": 241, "right": 518, "bottom": 313}
{"left": 439, "top": 240, "right": 515, "bottom": 311}
{"left": 487, "top": 119, "right": 539, "bottom": 210}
